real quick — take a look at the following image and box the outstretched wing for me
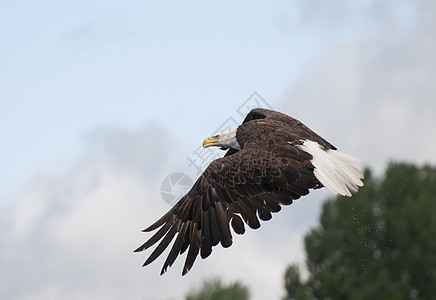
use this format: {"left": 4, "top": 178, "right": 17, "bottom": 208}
{"left": 135, "top": 126, "right": 320, "bottom": 275}
{"left": 240, "top": 108, "right": 336, "bottom": 150}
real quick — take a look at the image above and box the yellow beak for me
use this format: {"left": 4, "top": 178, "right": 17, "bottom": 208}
{"left": 203, "top": 136, "right": 217, "bottom": 148}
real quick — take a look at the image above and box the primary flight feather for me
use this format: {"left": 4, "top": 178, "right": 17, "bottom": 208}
{"left": 135, "top": 108, "right": 364, "bottom": 275}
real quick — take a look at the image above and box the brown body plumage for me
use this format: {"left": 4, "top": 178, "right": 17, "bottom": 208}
{"left": 135, "top": 108, "right": 362, "bottom": 275}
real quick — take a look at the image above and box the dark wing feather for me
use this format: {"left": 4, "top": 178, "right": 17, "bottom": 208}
{"left": 136, "top": 110, "right": 329, "bottom": 275}
{"left": 200, "top": 210, "right": 213, "bottom": 258}
{"left": 182, "top": 225, "right": 201, "bottom": 275}
{"left": 230, "top": 214, "right": 245, "bottom": 234}
{"left": 142, "top": 219, "right": 178, "bottom": 267}
{"left": 161, "top": 221, "right": 189, "bottom": 274}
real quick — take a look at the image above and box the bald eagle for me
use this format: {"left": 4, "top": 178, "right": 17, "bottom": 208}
{"left": 135, "top": 108, "right": 364, "bottom": 275}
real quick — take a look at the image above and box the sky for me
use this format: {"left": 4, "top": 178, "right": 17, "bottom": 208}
{"left": 1, "top": 1, "right": 436, "bottom": 299}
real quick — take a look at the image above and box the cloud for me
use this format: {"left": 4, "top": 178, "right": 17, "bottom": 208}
{"left": 0, "top": 122, "right": 312, "bottom": 300}
{"left": 280, "top": 0, "right": 436, "bottom": 173}
{"left": 1, "top": 123, "right": 175, "bottom": 299}
{"left": 274, "top": 8, "right": 436, "bottom": 295}
{"left": 3, "top": 2, "right": 436, "bottom": 300}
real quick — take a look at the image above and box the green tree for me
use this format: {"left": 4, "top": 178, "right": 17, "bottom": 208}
{"left": 186, "top": 277, "right": 250, "bottom": 300}
{"left": 284, "top": 162, "right": 436, "bottom": 300}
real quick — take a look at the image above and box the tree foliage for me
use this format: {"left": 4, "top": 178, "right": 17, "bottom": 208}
{"left": 186, "top": 277, "right": 250, "bottom": 300}
{"left": 284, "top": 162, "right": 436, "bottom": 300}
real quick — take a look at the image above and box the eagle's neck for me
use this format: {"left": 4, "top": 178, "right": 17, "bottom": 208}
{"left": 226, "top": 128, "right": 241, "bottom": 150}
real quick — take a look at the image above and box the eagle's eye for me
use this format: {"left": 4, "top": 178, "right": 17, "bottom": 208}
{"left": 212, "top": 134, "right": 220, "bottom": 139}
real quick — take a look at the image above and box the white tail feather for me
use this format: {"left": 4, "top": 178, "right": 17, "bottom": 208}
{"left": 297, "top": 140, "right": 364, "bottom": 197}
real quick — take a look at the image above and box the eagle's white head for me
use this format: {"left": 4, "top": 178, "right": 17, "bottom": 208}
{"left": 202, "top": 128, "right": 241, "bottom": 150}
